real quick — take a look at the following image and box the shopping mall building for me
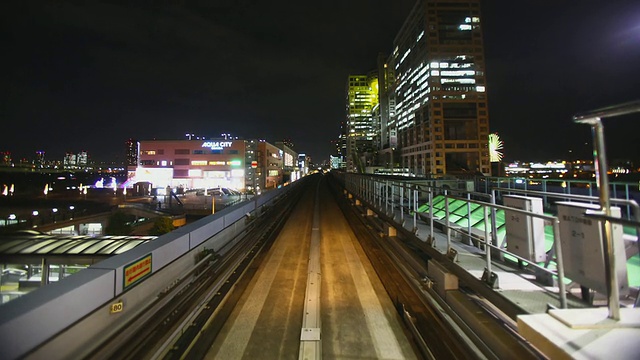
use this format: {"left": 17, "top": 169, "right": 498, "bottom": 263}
{"left": 128, "top": 139, "right": 301, "bottom": 194}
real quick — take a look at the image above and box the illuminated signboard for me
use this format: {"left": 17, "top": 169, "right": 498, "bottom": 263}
{"left": 124, "top": 254, "right": 152, "bottom": 289}
{"left": 202, "top": 141, "right": 233, "bottom": 150}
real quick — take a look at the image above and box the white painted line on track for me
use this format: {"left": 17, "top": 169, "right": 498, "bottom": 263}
{"left": 299, "top": 179, "right": 322, "bottom": 360}
{"left": 341, "top": 235, "right": 405, "bottom": 360}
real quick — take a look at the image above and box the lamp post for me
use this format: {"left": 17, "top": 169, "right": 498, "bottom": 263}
{"left": 31, "top": 210, "right": 39, "bottom": 227}
{"left": 573, "top": 99, "right": 640, "bottom": 321}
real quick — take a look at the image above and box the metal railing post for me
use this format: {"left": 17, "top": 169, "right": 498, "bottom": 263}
{"left": 573, "top": 100, "right": 640, "bottom": 319}
{"left": 552, "top": 220, "right": 568, "bottom": 309}
{"left": 590, "top": 119, "right": 619, "bottom": 319}
{"left": 445, "top": 190, "right": 451, "bottom": 253}
{"left": 429, "top": 188, "right": 434, "bottom": 241}
{"left": 400, "top": 185, "right": 404, "bottom": 220}
{"left": 490, "top": 189, "right": 499, "bottom": 255}
{"left": 390, "top": 182, "right": 395, "bottom": 217}
{"left": 467, "top": 193, "right": 472, "bottom": 246}
{"left": 484, "top": 205, "right": 492, "bottom": 275}
{"left": 413, "top": 188, "right": 418, "bottom": 229}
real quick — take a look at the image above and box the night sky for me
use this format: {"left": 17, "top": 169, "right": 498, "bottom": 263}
{"left": 2, "top": 0, "right": 639, "bottom": 165}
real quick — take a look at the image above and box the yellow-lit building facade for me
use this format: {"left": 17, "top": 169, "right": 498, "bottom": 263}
{"left": 346, "top": 73, "right": 379, "bottom": 172}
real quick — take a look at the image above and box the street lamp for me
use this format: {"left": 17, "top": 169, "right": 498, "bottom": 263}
{"left": 31, "top": 210, "right": 39, "bottom": 227}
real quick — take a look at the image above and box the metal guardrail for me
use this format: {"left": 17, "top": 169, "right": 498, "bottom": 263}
{"left": 339, "top": 172, "right": 640, "bottom": 311}
{"left": 0, "top": 182, "right": 302, "bottom": 360}
{"left": 573, "top": 99, "right": 640, "bottom": 320}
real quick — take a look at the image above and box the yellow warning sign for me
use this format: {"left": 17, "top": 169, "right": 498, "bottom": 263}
{"left": 124, "top": 254, "right": 152, "bottom": 289}
{"left": 110, "top": 301, "right": 124, "bottom": 314}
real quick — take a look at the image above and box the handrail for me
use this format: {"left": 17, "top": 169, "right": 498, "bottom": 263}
{"left": 343, "top": 173, "right": 571, "bottom": 309}
{"left": 445, "top": 194, "right": 567, "bottom": 309}
{"left": 573, "top": 99, "right": 640, "bottom": 320}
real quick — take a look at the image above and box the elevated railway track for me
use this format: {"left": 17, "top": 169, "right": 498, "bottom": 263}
{"left": 2, "top": 172, "right": 638, "bottom": 359}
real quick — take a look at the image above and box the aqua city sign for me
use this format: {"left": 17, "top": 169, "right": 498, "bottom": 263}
{"left": 202, "top": 141, "right": 233, "bottom": 150}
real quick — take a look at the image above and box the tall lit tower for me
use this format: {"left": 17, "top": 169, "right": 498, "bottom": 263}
{"left": 35, "top": 151, "right": 45, "bottom": 168}
{"left": 346, "top": 72, "right": 379, "bottom": 172}
{"left": 385, "top": 0, "right": 490, "bottom": 176}
{"left": 125, "top": 139, "right": 139, "bottom": 167}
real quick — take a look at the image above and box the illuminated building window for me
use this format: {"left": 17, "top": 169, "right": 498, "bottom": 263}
{"left": 231, "top": 169, "right": 244, "bottom": 177}
{"left": 191, "top": 160, "right": 207, "bottom": 166}
{"left": 142, "top": 150, "right": 156, "bottom": 155}
{"left": 188, "top": 169, "right": 202, "bottom": 177}
{"left": 209, "top": 161, "right": 226, "bottom": 165}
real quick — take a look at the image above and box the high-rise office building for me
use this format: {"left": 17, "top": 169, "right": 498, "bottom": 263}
{"left": 1, "top": 152, "right": 11, "bottom": 166}
{"left": 63, "top": 153, "right": 77, "bottom": 169}
{"left": 346, "top": 73, "right": 379, "bottom": 172}
{"left": 383, "top": 0, "right": 490, "bottom": 176}
{"left": 333, "top": 121, "right": 348, "bottom": 169}
{"left": 35, "top": 151, "right": 45, "bottom": 168}
{"left": 377, "top": 52, "right": 397, "bottom": 170}
{"left": 77, "top": 151, "right": 88, "bottom": 167}
{"left": 275, "top": 141, "right": 299, "bottom": 183}
{"left": 125, "top": 139, "right": 139, "bottom": 167}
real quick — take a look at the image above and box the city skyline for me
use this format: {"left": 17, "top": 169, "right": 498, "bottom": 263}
{"left": 2, "top": 0, "right": 639, "bottom": 164}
